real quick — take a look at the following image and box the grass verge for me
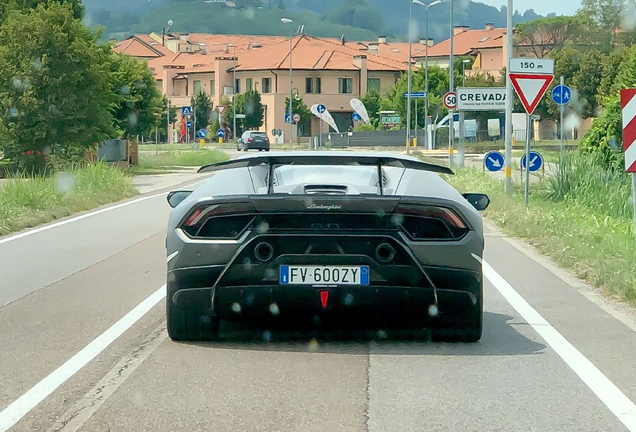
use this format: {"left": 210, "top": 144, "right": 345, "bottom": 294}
{"left": 137, "top": 149, "right": 229, "bottom": 172}
{"left": 445, "top": 167, "right": 636, "bottom": 306}
{"left": 0, "top": 163, "right": 137, "bottom": 236}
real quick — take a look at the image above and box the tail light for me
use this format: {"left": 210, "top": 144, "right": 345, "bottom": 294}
{"left": 181, "top": 202, "right": 256, "bottom": 239}
{"left": 247, "top": 138, "right": 253, "bottom": 143}
{"left": 394, "top": 204, "right": 468, "bottom": 240}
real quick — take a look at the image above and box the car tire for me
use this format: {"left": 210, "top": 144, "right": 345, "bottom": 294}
{"left": 431, "top": 283, "right": 483, "bottom": 343}
{"left": 237, "top": 146, "right": 241, "bottom": 151}
{"left": 166, "top": 290, "right": 220, "bottom": 341}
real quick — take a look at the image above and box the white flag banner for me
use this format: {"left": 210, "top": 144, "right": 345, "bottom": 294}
{"left": 310, "top": 104, "right": 321, "bottom": 118}
{"left": 350, "top": 98, "right": 370, "bottom": 124}
{"left": 321, "top": 109, "right": 340, "bottom": 133}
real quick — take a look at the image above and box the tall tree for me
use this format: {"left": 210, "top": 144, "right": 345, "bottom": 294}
{"left": 1, "top": 0, "right": 84, "bottom": 23}
{"left": 0, "top": 3, "right": 113, "bottom": 160}
{"left": 514, "top": 16, "right": 586, "bottom": 58}
{"left": 360, "top": 89, "right": 382, "bottom": 128}
{"left": 191, "top": 90, "right": 213, "bottom": 132}
{"left": 579, "top": 0, "right": 630, "bottom": 53}
{"left": 242, "top": 90, "right": 264, "bottom": 129}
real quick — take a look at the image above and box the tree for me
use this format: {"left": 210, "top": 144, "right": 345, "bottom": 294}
{"left": 514, "top": 16, "right": 586, "bottom": 58}
{"left": 285, "top": 95, "right": 311, "bottom": 136}
{"left": 191, "top": 90, "right": 213, "bottom": 132}
{"left": 109, "top": 53, "right": 163, "bottom": 139}
{"left": 158, "top": 96, "right": 177, "bottom": 142}
{"left": 0, "top": 3, "right": 113, "bottom": 165}
{"left": 2, "top": 0, "right": 84, "bottom": 23}
{"left": 242, "top": 90, "right": 264, "bottom": 129}
{"left": 360, "top": 89, "right": 382, "bottom": 128}
{"left": 579, "top": 0, "right": 628, "bottom": 53}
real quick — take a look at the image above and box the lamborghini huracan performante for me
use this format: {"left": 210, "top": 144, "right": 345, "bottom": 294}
{"left": 165, "top": 152, "right": 490, "bottom": 342}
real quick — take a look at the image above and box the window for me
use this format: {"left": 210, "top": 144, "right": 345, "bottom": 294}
{"left": 305, "top": 77, "right": 313, "bottom": 94}
{"left": 235, "top": 78, "right": 240, "bottom": 94}
{"left": 262, "top": 77, "right": 271, "bottom": 93}
{"left": 316, "top": 77, "right": 322, "bottom": 94}
{"left": 338, "top": 78, "right": 352, "bottom": 94}
{"left": 210, "top": 80, "right": 215, "bottom": 95}
{"left": 367, "top": 78, "right": 381, "bottom": 93}
{"left": 246, "top": 78, "right": 253, "bottom": 92}
{"left": 193, "top": 80, "right": 201, "bottom": 95}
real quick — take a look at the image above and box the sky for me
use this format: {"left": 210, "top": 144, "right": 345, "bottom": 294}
{"left": 481, "top": 0, "right": 582, "bottom": 16}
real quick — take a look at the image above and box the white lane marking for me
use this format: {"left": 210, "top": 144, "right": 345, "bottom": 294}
{"left": 0, "top": 285, "right": 167, "bottom": 432}
{"left": 47, "top": 326, "right": 167, "bottom": 432}
{"left": 0, "top": 177, "right": 207, "bottom": 246}
{"left": 483, "top": 260, "right": 636, "bottom": 431}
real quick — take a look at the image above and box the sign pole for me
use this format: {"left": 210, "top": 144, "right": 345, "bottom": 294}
{"left": 632, "top": 174, "right": 636, "bottom": 252}
{"left": 414, "top": 99, "right": 418, "bottom": 148}
{"left": 458, "top": 110, "right": 465, "bottom": 167}
{"left": 559, "top": 75, "right": 564, "bottom": 162}
{"left": 524, "top": 113, "right": 531, "bottom": 206}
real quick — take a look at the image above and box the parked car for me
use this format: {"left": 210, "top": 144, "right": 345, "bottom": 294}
{"left": 237, "top": 131, "right": 270, "bottom": 152}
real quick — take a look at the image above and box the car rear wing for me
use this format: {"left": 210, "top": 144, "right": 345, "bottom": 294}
{"left": 198, "top": 152, "right": 454, "bottom": 194}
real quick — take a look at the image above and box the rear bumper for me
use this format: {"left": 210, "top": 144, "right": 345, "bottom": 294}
{"left": 245, "top": 142, "right": 269, "bottom": 150}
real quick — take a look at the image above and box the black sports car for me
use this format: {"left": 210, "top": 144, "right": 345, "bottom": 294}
{"left": 165, "top": 152, "right": 490, "bottom": 342}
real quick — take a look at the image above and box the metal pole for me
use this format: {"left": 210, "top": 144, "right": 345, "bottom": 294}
{"left": 166, "top": 100, "right": 170, "bottom": 144}
{"left": 406, "top": 0, "right": 414, "bottom": 154}
{"left": 289, "top": 31, "right": 293, "bottom": 146}
{"left": 155, "top": 126, "right": 158, "bottom": 155}
{"left": 319, "top": 119, "right": 322, "bottom": 148}
{"left": 448, "top": 0, "right": 455, "bottom": 167}
{"left": 463, "top": 62, "right": 466, "bottom": 86}
{"left": 233, "top": 47, "right": 237, "bottom": 144}
{"left": 559, "top": 75, "right": 564, "bottom": 163}
{"left": 632, "top": 174, "right": 636, "bottom": 252}
{"left": 504, "top": 0, "right": 513, "bottom": 194}
{"left": 425, "top": 5, "right": 430, "bottom": 150}
{"left": 458, "top": 110, "right": 464, "bottom": 167}
{"left": 524, "top": 113, "right": 531, "bottom": 206}
{"left": 415, "top": 99, "right": 418, "bottom": 147}
{"left": 193, "top": 106, "right": 197, "bottom": 149}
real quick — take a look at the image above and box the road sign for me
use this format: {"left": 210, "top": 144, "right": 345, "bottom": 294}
{"left": 403, "top": 92, "right": 427, "bottom": 98}
{"left": 621, "top": 89, "right": 636, "bottom": 172}
{"left": 352, "top": 112, "right": 362, "bottom": 121}
{"left": 293, "top": 113, "right": 301, "bottom": 123}
{"left": 520, "top": 151, "right": 544, "bottom": 172}
{"left": 484, "top": 151, "right": 504, "bottom": 172}
{"left": 197, "top": 129, "right": 207, "bottom": 138}
{"left": 217, "top": 105, "right": 226, "bottom": 115}
{"left": 235, "top": 114, "right": 246, "bottom": 119}
{"left": 216, "top": 129, "right": 225, "bottom": 138}
{"left": 181, "top": 106, "right": 192, "bottom": 116}
{"left": 509, "top": 73, "right": 554, "bottom": 115}
{"left": 552, "top": 84, "right": 572, "bottom": 106}
{"left": 443, "top": 92, "right": 456, "bottom": 110}
{"left": 380, "top": 114, "right": 401, "bottom": 126}
{"left": 317, "top": 104, "right": 326, "bottom": 114}
{"left": 285, "top": 113, "right": 292, "bottom": 124}
{"left": 186, "top": 121, "right": 192, "bottom": 128}
{"left": 509, "top": 58, "right": 555, "bottom": 75}
{"left": 457, "top": 87, "right": 506, "bottom": 111}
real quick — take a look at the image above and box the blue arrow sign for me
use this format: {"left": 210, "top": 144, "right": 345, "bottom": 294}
{"left": 352, "top": 112, "right": 362, "bottom": 121}
{"left": 285, "top": 113, "right": 292, "bottom": 124}
{"left": 186, "top": 121, "right": 192, "bottom": 128}
{"left": 521, "top": 151, "right": 544, "bottom": 172}
{"left": 317, "top": 104, "right": 326, "bottom": 114}
{"left": 181, "top": 106, "right": 192, "bottom": 116}
{"left": 198, "top": 129, "right": 208, "bottom": 138}
{"left": 552, "top": 85, "right": 571, "bottom": 105}
{"left": 403, "top": 92, "right": 428, "bottom": 98}
{"left": 216, "top": 129, "right": 225, "bottom": 138}
{"left": 484, "top": 151, "right": 504, "bottom": 172}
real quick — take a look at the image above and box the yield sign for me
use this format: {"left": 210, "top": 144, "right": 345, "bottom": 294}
{"left": 509, "top": 73, "right": 554, "bottom": 115}
{"left": 217, "top": 105, "right": 226, "bottom": 115}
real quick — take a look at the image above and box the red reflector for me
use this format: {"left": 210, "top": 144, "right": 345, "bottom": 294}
{"left": 320, "top": 290, "right": 329, "bottom": 308}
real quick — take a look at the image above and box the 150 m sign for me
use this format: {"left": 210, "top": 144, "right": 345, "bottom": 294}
{"left": 457, "top": 87, "right": 506, "bottom": 111}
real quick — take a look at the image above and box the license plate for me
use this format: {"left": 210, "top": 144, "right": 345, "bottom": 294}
{"left": 279, "top": 265, "right": 369, "bottom": 285}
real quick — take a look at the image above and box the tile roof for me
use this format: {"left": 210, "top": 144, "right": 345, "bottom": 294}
{"left": 234, "top": 35, "right": 409, "bottom": 72}
{"left": 113, "top": 35, "right": 175, "bottom": 57}
{"left": 345, "top": 41, "right": 426, "bottom": 64}
{"left": 413, "top": 27, "right": 506, "bottom": 58}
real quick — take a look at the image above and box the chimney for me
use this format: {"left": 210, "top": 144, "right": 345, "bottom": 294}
{"left": 179, "top": 33, "right": 190, "bottom": 41}
{"left": 420, "top": 38, "right": 434, "bottom": 46}
{"left": 453, "top": 26, "right": 469, "bottom": 35}
{"left": 485, "top": 23, "right": 494, "bottom": 30}
{"left": 378, "top": 36, "right": 387, "bottom": 44}
{"left": 353, "top": 55, "right": 368, "bottom": 95}
{"left": 368, "top": 42, "right": 379, "bottom": 55}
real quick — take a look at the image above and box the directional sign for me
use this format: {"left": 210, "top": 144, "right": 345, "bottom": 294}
{"left": 552, "top": 84, "right": 572, "bottom": 106}
{"left": 484, "top": 151, "right": 504, "bottom": 172}
{"left": 217, "top": 105, "right": 226, "bottom": 115}
{"left": 443, "top": 92, "right": 456, "bottom": 109}
{"left": 457, "top": 87, "right": 506, "bottom": 111}
{"left": 621, "top": 89, "right": 636, "bottom": 172}
{"left": 197, "top": 129, "right": 208, "bottom": 138}
{"left": 216, "top": 129, "right": 225, "bottom": 138}
{"left": 181, "top": 106, "right": 192, "bottom": 116}
{"left": 293, "top": 113, "right": 301, "bottom": 123}
{"left": 317, "top": 104, "right": 326, "bottom": 114}
{"left": 521, "top": 151, "right": 544, "bottom": 172}
{"left": 403, "top": 92, "right": 428, "bottom": 98}
{"left": 186, "top": 121, "right": 192, "bottom": 128}
{"left": 509, "top": 58, "right": 555, "bottom": 75}
{"left": 235, "top": 114, "right": 246, "bottom": 119}
{"left": 352, "top": 112, "right": 362, "bottom": 122}
{"left": 509, "top": 73, "right": 554, "bottom": 115}
{"left": 285, "top": 113, "right": 292, "bottom": 124}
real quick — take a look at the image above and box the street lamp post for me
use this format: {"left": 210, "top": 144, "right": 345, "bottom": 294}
{"left": 282, "top": 18, "right": 294, "bottom": 146}
{"left": 229, "top": 44, "right": 237, "bottom": 144}
{"left": 448, "top": 0, "right": 455, "bottom": 168}
{"left": 413, "top": 0, "right": 441, "bottom": 151}
{"left": 406, "top": 0, "right": 415, "bottom": 154}
{"left": 462, "top": 59, "right": 470, "bottom": 86}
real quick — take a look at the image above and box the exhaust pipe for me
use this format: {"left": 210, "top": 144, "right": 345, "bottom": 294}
{"left": 375, "top": 243, "right": 395, "bottom": 263}
{"left": 254, "top": 242, "right": 274, "bottom": 262}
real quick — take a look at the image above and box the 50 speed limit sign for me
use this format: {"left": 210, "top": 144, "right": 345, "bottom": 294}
{"left": 443, "top": 92, "right": 456, "bottom": 109}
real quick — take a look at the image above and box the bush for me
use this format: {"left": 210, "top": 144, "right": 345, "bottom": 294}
{"left": 354, "top": 123, "right": 376, "bottom": 132}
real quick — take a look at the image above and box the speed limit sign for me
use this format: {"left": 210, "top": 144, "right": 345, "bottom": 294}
{"left": 443, "top": 92, "right": 456, "bottom": 109}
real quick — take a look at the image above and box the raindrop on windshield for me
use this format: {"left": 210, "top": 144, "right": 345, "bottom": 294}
{"left": 269, "top": 303, "right": 280, "bottom": 316}
{"left": 32, "top": 58, "right": 43, "bottom": 70}
{"left": 344, "top": 293, "right": 354, "bottom": 306}
{"left": 128, "top": 113, "right": 138, "bottom": 127}
{"left": 9, "top": 107, "right": 18, "bottom": 117}
{"left": 11, "top": 76, "right": 22, "bottom": 88}
{"left": 428, "top": 304, "right": 439, "bottom": 317}
{"left": 390, "top": 214, "right": 404, "bottom": 226}
{"left": 244, "top": 7, "right": 256, "bottom": 20}
{"left": 121, "top": 85, "right": 130, "bottom": 95}
{"left": 231, "top": 302, "right": 242, "bottom": 313}
{"left": 376, "top": 330, "right": 388, "bottom": 339}
{"left": 55, "top": 172, "right": 76, "bottom": 195}
{"left": 262, "top": 330, "right": 272, "bottom": 342}
{"left": 257, "top": 221, "right": 269, "bottom": 233}
{"left": 308, "top": 339, "right": 319, "bottom": 352}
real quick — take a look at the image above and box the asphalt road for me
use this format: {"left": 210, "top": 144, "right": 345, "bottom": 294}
{"left": 1, "top": 152, "right": 636, "bottom": 431}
